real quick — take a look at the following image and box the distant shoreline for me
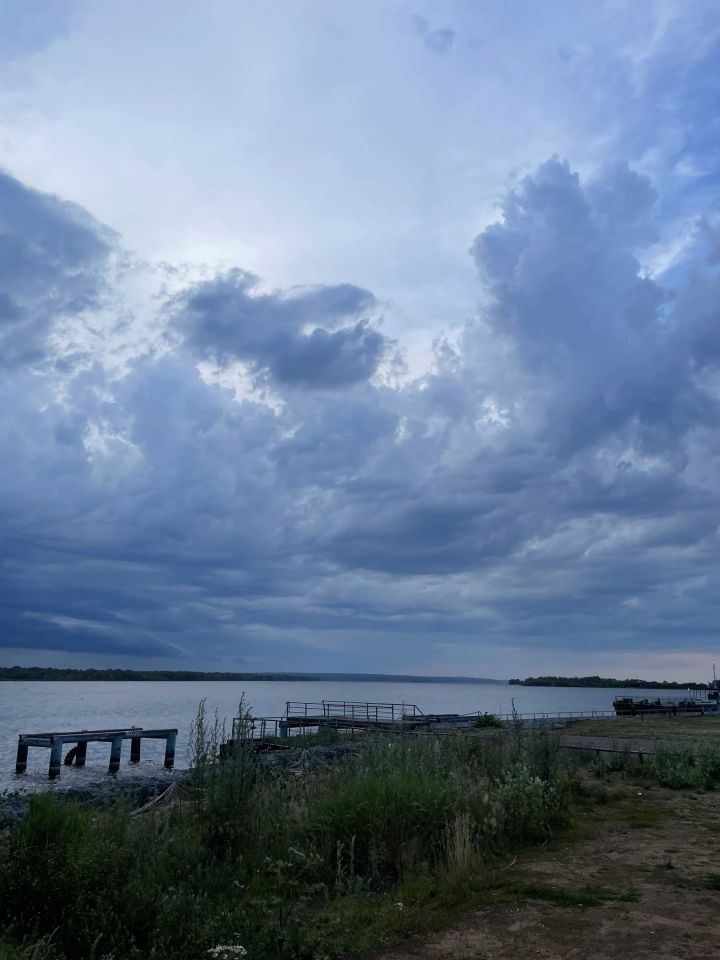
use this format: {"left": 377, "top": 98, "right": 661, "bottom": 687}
{"left": 509, "top": 675, "right": 710, "bottom": 690}
{"left": 0, "top": 666, "right": 501, "bottom": 684}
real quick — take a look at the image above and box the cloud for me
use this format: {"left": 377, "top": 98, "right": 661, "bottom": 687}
{"left": 469, "top": 157, "right": 716, "bottom": 453}
{"left": 412, "top": 15, "right": 455, "bottom": 54}
{"left": 0, "top": 170, "right": 116, "bottom": 370}
{"left": 2, "top": 154, "right": 720, "bottom": 674}
{"left": 0, "top": 0, "right": 78, "bottom": 61}
{"left": 171, "top": 269, "right": 389, "bottom": 388}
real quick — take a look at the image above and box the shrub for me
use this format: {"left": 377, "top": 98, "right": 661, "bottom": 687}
{"left": 473, "top": 713, "right": 504, "bottom": 729}
{"left": 308, "top": 744, "right": 463, "bottom": 883}
{"left": 645, "top": 746, "right": 720, "bottom": 790}
{"left": 0, "top": 709, "right": 579, "bottom": 960}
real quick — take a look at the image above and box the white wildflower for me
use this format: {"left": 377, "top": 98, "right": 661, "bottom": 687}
{"left": 207, "top": 946, "right": 248, "bottom": 958}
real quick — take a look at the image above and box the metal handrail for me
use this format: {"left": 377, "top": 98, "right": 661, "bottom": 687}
{"left": 284, "top": 700, "right": 424, "bottom": 721}
{"left": 229, "top": 702, "right": 717, "bottom": 742}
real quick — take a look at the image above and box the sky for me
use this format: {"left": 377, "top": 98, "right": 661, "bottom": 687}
{"left": 1, "top": 0, "right": 720, "bottom": 680}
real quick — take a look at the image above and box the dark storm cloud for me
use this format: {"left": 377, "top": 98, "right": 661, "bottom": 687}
{"left": 3, "top": 160, "right": 720, "bottom": 669}
{"left": 0, "top": 170, "right": 115, "bottom": 369}
{"left": 470, "top": 158, "right": 717, "bottom": 453}
{"left": 172, "top": 269, "right": 388, "bottom": 388}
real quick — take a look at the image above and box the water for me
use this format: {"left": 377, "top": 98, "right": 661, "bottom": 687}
{"left": 0, "top": 680, "right": 696, "bottom": 790}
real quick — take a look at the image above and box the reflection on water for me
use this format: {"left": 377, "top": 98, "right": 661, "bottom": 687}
{"left": 0, "top": 680, "right": 695, "bottom": 789}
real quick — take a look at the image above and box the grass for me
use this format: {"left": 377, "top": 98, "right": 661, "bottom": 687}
{"left": 0, "top": 704, "right": 579, "bottom": 960}
{"left": 497, "top": 880, "right": 640, "bottom": 907}
{"left": 566, "top": 716, "right": 720, "bottom": 740}
{"left": 1, "top": 700, "right": 719, "bottom": 960}
{"left": 621, "top": 802, "right": 674, "bottom": 829}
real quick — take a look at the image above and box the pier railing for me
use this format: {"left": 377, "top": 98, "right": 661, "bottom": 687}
{"left": 230, "top": 705, "right": 617, "bottom": 741}
{"left": 286, "top": 700, "right": 424, "bottom": 722}
{"left": 229, "top": 702, "right": 716, "bottom": 744}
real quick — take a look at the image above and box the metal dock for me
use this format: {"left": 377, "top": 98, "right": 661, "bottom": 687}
{"left": 229, "top": 699, "right": 623, "bottom": 743}
{"left": 16, "top": 727, "right": 178, "bottom": 779}
{"left": 229, "top": 697, "right": 720, "bottom": 746}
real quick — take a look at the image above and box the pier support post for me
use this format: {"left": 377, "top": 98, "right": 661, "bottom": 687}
{"left": 164, "top": 731, "right": 177, "bottom": 769}
{"left": 15, "top": 738, "right": 28, "bottom": 774}
{"left": 108, "top": 735, "right": 123, "bottom": 774}
{"left": 130, "top": 737, "right": 141, "bottom": 764}
{"left": 48, "top": 738, "right": 63, "bottom": 779}
{"left": 75, "top": 741, "right": 87, "bottom": 767}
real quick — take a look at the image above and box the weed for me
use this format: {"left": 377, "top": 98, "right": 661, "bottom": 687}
{"left": 644, "top": 746, "right": 720, "bottom": 790}
{"left": 622, "top": 803, "right": 672, "bottom": 829}
{"left": 0, "top": 702, "right": 591, "bottom": 960}
{"left": 473, "top": 713, "right": 504, "bottom": 729}
{"left": 500, "top": 881, "right": 640, "bottom": 908}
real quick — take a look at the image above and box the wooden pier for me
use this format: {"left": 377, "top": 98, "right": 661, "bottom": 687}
{"left": 16, "top": 727, "right": 178, "bottom": 779}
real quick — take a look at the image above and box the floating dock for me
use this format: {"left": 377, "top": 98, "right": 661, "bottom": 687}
{"left": 16, "top": 727, "right": 178, "bottom": 779}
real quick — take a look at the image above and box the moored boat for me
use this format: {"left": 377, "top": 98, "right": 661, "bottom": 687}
{"left": 613, "top": 665, "right": 720, "bottom": 716}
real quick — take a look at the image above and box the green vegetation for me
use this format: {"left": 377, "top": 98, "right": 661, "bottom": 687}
{"left": 497, "top": 881, "right": 640, "bottom": 907}
{"left": 3, "top": 702, "right": 720, "bottom": 960}
{"left": 644, "top": 746, "right": 720, "bottom": 790}
{"left": 0, "top": 666, "right": 317, "bottom": 682}
{"left": 583, "top": 735, "right": 720, "bottom": 792}
{"left": 0, "top": 703, "right": 578, "bottom": 960}
{"left": 473, "top": 712, "right": 505, "bottom": 729}
{"left": 567, "top": 715, "right": 720, "bottom": 741}
{"left": 508, "top": 675, "right": 709, "bottom": 689}
{"left": 0, "top": 666, "right": 499, "bottom": 683}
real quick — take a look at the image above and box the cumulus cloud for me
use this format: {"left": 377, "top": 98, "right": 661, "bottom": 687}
{"left": 0, "top": 171, "right": 115, "bottom": 370}
{"left": 2, "top": 157, "right": 720, "bottom": 673}
{"left": 470, "top": 158, "right": 716, "bottom": 453}
{"left": 172, "top": 269, "right": 389, "bottom": 388}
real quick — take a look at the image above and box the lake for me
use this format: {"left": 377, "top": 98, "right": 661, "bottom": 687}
{"left": 0, "top": 680, "right": 695, "bottom": 790}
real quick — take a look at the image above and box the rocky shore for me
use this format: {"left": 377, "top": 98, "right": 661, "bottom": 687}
{"left": 0, "top": 739, "right": 365, "bottom": 830}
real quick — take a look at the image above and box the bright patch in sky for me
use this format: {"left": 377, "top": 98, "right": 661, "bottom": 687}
{"left": 1, "top": 0, "right": 720, "bottom": 679}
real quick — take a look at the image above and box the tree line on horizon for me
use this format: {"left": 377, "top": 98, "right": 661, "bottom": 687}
{"left": 0, "top": 666, "right": 317, "bottom": 682}
{"left": 509, "top": 674, "right": 710, "bottom": 690}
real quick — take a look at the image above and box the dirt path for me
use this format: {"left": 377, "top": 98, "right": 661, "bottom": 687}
{"left": 379, "top": 783, "right": 720, "bottom": 960}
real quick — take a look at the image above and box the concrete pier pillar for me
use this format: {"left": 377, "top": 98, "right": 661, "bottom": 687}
{"left": 48, "top": 738, "right": 63, "bottom": 779}
{"left": 164, "top": 731, "right": 177, "bottom": 769}
{"left": 15, "top": 739, "right": 28, "bottom": 774}
{"left": 75, "top": 741, "right": 88, "bottom": 767}
{"left": 130, "top": 737, "right": 141, "bottom": 764}
{"left": 279, "top": 720, "right": 289, "bottom": 738}
{"left": 108, "top": 735, "right": 123, "bottom": 774}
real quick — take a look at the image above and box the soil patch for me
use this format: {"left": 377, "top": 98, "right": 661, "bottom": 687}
{"left": 377, "top": 783, "right": 720, "bottom": 960}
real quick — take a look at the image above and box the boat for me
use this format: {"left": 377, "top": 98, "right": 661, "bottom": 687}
{"left": 613, "top": 664, "right": 720, "bottom": 717}
{"left": 612, "top": 696, "right": 707, "bottom": 716}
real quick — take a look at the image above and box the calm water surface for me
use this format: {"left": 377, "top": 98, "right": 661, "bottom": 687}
{"left": 0, "top": 680, "right": 693, "bottom": 790}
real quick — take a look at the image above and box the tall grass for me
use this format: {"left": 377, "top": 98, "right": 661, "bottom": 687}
{"left": 645, "top": 745, "right": 720, "bottom": 789}
{"left": 0, "top": 706, "right": 580, "bottom": 960}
